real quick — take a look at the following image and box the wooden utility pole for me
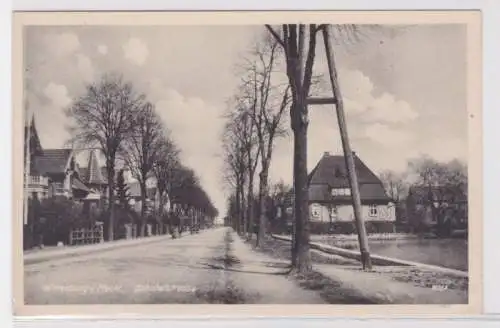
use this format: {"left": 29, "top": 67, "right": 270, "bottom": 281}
{"left": 265, "top": 23, "right": 373, "bottom": 271}
{"left": 266, "top": 23, "right": 372, "bottom": 271}
{"left": 320, "top": 25, "right": 372, "bottom": 270}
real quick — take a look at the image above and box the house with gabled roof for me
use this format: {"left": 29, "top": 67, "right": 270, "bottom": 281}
{"left": 76, "top": 149, "right": 109, "bottom": 201}
{"left": 24, "top": 115, "right": 90, "bottom": 201}
{"left": 306, "top": 151, "right": 396, "bottom": 234}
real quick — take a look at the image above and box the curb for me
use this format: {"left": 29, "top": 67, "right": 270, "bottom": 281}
{"left": 271, "top": 234, "right": 468, "bottom": 278}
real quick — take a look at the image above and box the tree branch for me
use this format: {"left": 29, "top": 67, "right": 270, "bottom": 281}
{"left": 265, "top": 25, "right": 285, "bottom": 48}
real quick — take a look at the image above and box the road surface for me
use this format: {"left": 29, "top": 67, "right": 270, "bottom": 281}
{"left": 24, "top": 227, "right": 325, "bottom": 304}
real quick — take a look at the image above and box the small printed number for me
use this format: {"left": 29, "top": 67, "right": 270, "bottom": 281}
{"left": 432, "top": 285, "right": 448, "bottom": 291}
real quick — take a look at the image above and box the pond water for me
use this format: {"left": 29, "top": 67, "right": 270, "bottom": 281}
{"left": 365, "top": 239, "right": 468, "bottom": 271}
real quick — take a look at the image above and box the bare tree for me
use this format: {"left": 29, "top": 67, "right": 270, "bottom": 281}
{"left": 122, "top": 102, "right": 165, "bottom": 237}
{"left": 222, "top": 97, "right": 263, "bottom": 238}
{"left": 407, "top": 156, "right": 468, "bottom": 236}
{"left": 236, "top": 36, "right": 292, "bottom": 246}
{"left": 264, "top": 24, "right": 321, "bottom": 273}
{"left": 379, "top": 170, "right": 408, "bottom": 202}
{"left": 221, "top": 114, "right": 250, "bottom": 235}
{"left": 408, "top": 156, "right": 467, "bottom": 202}
{"left": 169, "top": 164, "right": 200, "bottom": 231}
{"left": 67, "top": 73, "right": 144, "bottom": 241}
{"left": 153, "top": 136, "right": 181, "bottom": 232}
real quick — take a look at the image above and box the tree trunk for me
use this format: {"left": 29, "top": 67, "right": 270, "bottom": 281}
{"left": 291, "top": 136, "right": 298, "bottom": 266}
{"left": 235, "top": 183, "right": 242, "bottom": 233}
{"left": 158, "top": 191, "right": 164, "bottom": 234}
{"left": 107, "top": 163, "right": 116, "bottom": 241}
{"left": 139, "top": 182, "right": 147, "bottom": 237}
{"left": 239, "top": 182, "right": 246, "bottom": 235}
{"left": 246, "top": 177, "right": 254, "bottom": 240}
{"left": 256, "top": 163, "right": 270, "bottom": 247}
{"left": 292, "top": 113, "right": 312, "bottom": 273}
{"left": 282, "top": 24, "right": 312, "bottom": 273}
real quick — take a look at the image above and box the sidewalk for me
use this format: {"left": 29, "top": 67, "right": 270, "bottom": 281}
{"left": 228, "top": 231, "right": 326, "bottom": 304}
{"left": 24, "top": 231, "right": 198, "bottom": 265}
{"left": 247, "top": 234, "right": 468, "bottom": 304}
{"left": 314, "top": 264, "right": 468, "bottom": 304}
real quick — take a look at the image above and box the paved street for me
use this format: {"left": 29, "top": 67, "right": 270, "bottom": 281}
{"left": 24, "top": 227, "right": 325, "bottom": 304}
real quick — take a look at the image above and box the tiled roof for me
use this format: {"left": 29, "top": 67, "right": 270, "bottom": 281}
{"left": 79, "top": 167, "right": 109, "bottom": 184}
{"left": 33, "top": 149, "right": 72, "bottom": 175}
{"left": 307, "top": 152, "right": 390, "bottom": 203}
{"left": 308, "top": 152, "right": 381, "bottom": 186}
{"left": 72, "top": 177, "right": 91, "bottom": 192}
{"left": 85, "top": 150, "right": 106, "bottom": 185}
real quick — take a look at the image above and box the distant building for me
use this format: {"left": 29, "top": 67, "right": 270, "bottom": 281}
{"left": 125, "top": 172, "right": 171, "bottom": 236}
{"left": 306, "top": 152, "right": 396, "bottom": 234}
{"left": 406, "top": 185, "right": 468, "bottom": 235}
{"left": 127, "top": 173, "right": 168, "bottom": 215}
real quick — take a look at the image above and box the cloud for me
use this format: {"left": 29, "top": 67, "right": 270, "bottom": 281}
{"left": 152, "top": 85, "right": 225, "bottom": 213}
{"left": 44, "top": 32, "right": 80, "bottom": 58}
{"left": 154, "top": 89, "right": 223, "bottom": 159}
{"left": 364, "top": 123, "right": 413, "bottom": 147}
{"left": 424, "top": 138, "right": 467, "bottom": 163}
{"left": 340, "top": 69, "right": 374, "bottom": 109}
{"left": 368, "top": 93, "right": 418, "bottom": 123}
{"left": 43, "top": 83, "right": 72, "bottom": 109}
{"left": 339, "top": 69, "right": 418, "bottom": 124}
{"left": 36, "top": 83, "right": 73, "bottom": 148}
{"left": 97, "top": 44, "right": 108, "bottom": 55}
{"left": 76, "top": 54, "right": 95, "bottom": 83}
{"left": 122, "top": 37, "right": 149, "bottom": 66}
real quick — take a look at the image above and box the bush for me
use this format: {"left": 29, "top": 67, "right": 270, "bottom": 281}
{"left": 35, "top": 196, "right": 85, "bottom": 246}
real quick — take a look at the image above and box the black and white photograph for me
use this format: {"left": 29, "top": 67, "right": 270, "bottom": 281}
{"left": 13, "top": 11, "right": 481, "bottom": 315}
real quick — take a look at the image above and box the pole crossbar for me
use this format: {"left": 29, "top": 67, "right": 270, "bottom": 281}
{"left": 306, "top": 97, "right": 337, "bottom": 105}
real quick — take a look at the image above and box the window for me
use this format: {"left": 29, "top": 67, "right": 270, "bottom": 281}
{"left": 369, "top": 205, "right": 378, "bottom": 217}
{"left": 311, "top": 204, "right": 321, "bottom": 219}
{"left": 331, "top": 188, "right": 351, "bottom": 197}
{"left": 330, "top": 206, "right": 338, "bottom": 219}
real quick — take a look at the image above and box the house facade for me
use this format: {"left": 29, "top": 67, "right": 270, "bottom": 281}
{"left": 307, "top": 152, "right": 396, "bottom": 234}
{"left": 24, "top": 116, "right": 90, "bottom": 202}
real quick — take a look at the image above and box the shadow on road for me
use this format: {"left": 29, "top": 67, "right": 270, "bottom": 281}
{"left": 198, "top": 230, "right": 290, "bottom": 276}
{"left": 193, "top": 229, "right": 258, "bottom": 304}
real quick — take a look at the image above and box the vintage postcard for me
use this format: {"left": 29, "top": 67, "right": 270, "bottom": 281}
{"left": 12, "top": 11, "right": 482, "bottom": 317}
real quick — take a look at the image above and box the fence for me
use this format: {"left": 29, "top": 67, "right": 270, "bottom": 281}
{"left": 69, "top": 223, "right": 104, "bottom": 246}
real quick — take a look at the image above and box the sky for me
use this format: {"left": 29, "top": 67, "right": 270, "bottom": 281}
{"left": 24, "top": 24, "right": 468, "bottom": 219}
